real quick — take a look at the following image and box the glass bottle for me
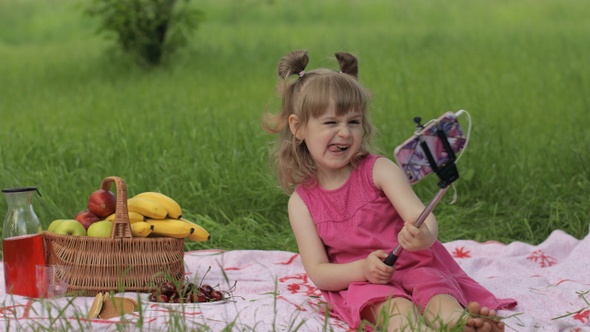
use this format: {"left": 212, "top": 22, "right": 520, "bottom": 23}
{"left": 2, "top": 187, "right": 46, "bottom": 297}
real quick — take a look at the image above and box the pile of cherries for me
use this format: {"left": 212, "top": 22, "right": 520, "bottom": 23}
{"left": 148, "top": 280, "right": 226, "bottom": 304}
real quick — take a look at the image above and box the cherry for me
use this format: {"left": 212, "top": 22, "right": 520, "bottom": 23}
{"left": 179, "top": 282, "right": 194, "bottom": 298}
{"left": 209, "top": 290, "right": 223, "bottom": 301}
{"left": 200, "top": 284, "right": 214, "bottom": 295}
{"left": 160, "top": 281, "right": 177, "bottom": 297}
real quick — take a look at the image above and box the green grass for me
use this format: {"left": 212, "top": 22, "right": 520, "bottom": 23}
{"left": 0, "top": 0, "right": 589, "bottom": 255}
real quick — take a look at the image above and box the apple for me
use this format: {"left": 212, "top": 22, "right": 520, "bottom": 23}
{"left": 88, "top": 189, "right": 116, "bottom": 218}
{"left": 75, "top": 210, "right": 101, "bottom": 230}
{"left": 87, "top": 220, "right": 113, "bottom": 238}
{"left": 54, "top": 219, "right": 87, "bottom": 236}
{"left": 47, "top": 219, "right": 67, "bottom": 233}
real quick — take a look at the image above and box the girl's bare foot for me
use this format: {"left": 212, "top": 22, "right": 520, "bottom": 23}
{"left": 464, "top": 302, "right": 505, "bottom": 332}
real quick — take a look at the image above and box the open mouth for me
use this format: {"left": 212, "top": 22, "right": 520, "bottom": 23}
{"left": 329, "top": 144, "right": 349, "bottom": 152}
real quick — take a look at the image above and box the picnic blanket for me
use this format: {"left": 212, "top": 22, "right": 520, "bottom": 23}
{"left": 1, "top": 229, "right": 589, "bottom": 331}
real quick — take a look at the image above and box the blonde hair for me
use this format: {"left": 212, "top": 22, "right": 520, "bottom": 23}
{"left": 263, "top": 50, "right": 374, "bottom": 194}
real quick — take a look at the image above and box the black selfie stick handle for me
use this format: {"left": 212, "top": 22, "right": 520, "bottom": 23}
{"left": 384, "top": 186, "right": 449, "bottom": 266}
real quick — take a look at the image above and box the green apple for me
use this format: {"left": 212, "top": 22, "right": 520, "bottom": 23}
{"left": 47, "top": 219, "right": 68, "bottom": 233}
{"left": 53, "top": 219, "right": 87, "bottom": 236}
{"left": 87, "top": 220, "right": 113, "bottom": 238}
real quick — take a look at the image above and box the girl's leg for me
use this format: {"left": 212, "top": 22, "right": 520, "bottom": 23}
{"left": 423, "top": 294, "right": 504, "bottom": 332}
{"left": 361, "top": 297, "right": 435, "bottom": 332}
{"left": 423, "top": 294, "right": 467, "bottom": 330}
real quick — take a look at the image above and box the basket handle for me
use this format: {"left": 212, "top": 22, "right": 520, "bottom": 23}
{"left": 100, "top": 176, "right": 133, "bottom": 239}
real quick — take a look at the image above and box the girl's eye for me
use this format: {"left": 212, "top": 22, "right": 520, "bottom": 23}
{"left": 349, "top": 120, "right": 361, "bottom": 125}
{"left": 324, "top": 121, "right": 337, "bottom": 125}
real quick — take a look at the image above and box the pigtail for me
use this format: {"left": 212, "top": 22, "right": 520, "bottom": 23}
{"left": 278, "top": 50, "right": 309, "bottom": 79}
{"left": 335, "top": 52, "right": 358, "bottom": 79}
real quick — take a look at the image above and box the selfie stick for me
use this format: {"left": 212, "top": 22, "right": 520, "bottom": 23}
{"left": 384, "top": 117, "right": 460, "bottom": 266}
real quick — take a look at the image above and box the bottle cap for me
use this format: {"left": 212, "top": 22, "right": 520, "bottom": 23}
{"left": 2, "top": 187, "right": 42, "bottom": 196}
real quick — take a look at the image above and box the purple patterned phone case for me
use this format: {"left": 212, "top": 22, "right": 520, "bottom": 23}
{"left": 394, "top": 112, "right": 467, "bottom": 184}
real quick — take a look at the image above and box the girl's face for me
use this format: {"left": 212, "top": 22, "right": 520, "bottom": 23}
{"left": 294, "top": 104, "right": 364, "bottom": 175}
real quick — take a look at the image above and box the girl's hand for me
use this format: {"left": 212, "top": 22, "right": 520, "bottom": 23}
{"left": 397, "top": 221, "right": 436, "bottom": 251}
{"left": 373, "top": 157, "right": 440, "bottom": 253}
{"left": 363, "top": 250, "right": 395, "bottom": 284}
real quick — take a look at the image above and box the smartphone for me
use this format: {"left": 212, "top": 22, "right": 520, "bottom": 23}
{"left": 393, "top": 111, "right": 467, "bottom": 184}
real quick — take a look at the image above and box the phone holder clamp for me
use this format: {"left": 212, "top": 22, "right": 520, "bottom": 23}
{"left": 420, "top": 122, "right": 460, "bottom": 188}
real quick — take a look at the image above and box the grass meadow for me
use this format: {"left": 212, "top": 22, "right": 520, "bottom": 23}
{"left": 1, "top": 0, "right": 589, "bottom": 255}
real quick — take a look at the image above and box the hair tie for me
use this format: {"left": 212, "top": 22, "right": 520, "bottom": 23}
{"left": 298, "top": 70, "right": 305, "bottom": 78}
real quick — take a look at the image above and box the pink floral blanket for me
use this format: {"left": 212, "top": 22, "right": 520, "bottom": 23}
{"left": 1, "top": 229, "right": 589, "bottom": 331}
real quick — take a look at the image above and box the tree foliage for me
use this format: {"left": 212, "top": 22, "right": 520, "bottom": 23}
{"left": 86, "top": 0, "right": 201, "bottom": 66}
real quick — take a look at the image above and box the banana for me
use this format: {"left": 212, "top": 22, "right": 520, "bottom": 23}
{"left": 105, "top": 211, "right": 145, "bottom": 223}
{"left": 179, "top": 218, "right": 210, "bottom": 242}
{"left": 146, "top": 218, "right": 195, "bottom": 239}
{"left": 133, "top": 192, "right": 182, "bottom": 219}
{"left": 131, "top": 222, "right": 153, "bottom": 238}
{"left": 127, "top": 197, "right": 168, "bottom": 219}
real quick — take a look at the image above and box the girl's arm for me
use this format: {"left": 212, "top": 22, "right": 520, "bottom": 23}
{"left": 288, "top": 192, "right": 394, "bottom": 291}
{"left": 373, "top": 157, "right": 438, "bottom": 251}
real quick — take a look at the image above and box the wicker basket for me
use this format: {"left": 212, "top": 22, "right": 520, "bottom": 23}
{"left": 43, "top": 176, "right": 185, "bottom": 296}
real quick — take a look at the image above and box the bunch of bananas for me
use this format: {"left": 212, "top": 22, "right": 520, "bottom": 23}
{"left": 105, "top": 192, "right": 210, "bottom": 241}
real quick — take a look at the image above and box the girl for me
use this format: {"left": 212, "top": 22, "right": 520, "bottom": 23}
{"left": 263, "top": 50, "right": 516, "bottom": 331}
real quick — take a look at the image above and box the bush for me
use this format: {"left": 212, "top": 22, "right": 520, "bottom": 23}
{"left": 85, "top": 0, "right": 202, "bottom": 66}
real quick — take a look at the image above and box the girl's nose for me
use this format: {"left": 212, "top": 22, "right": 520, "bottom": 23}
{"left": 337, "top": 124, "right": 351, "bottom": 137}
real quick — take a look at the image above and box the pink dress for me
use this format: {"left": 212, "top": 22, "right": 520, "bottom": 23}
{"left": 295, "top": 154, "right": 516, "bottom": 328}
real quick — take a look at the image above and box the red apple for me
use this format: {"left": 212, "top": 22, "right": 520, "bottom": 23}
{"left": 87, "top": 189, "right": 116, "bottom": 218}
{"left": 74, "top": 210, "right": 101, "bottom": 230}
